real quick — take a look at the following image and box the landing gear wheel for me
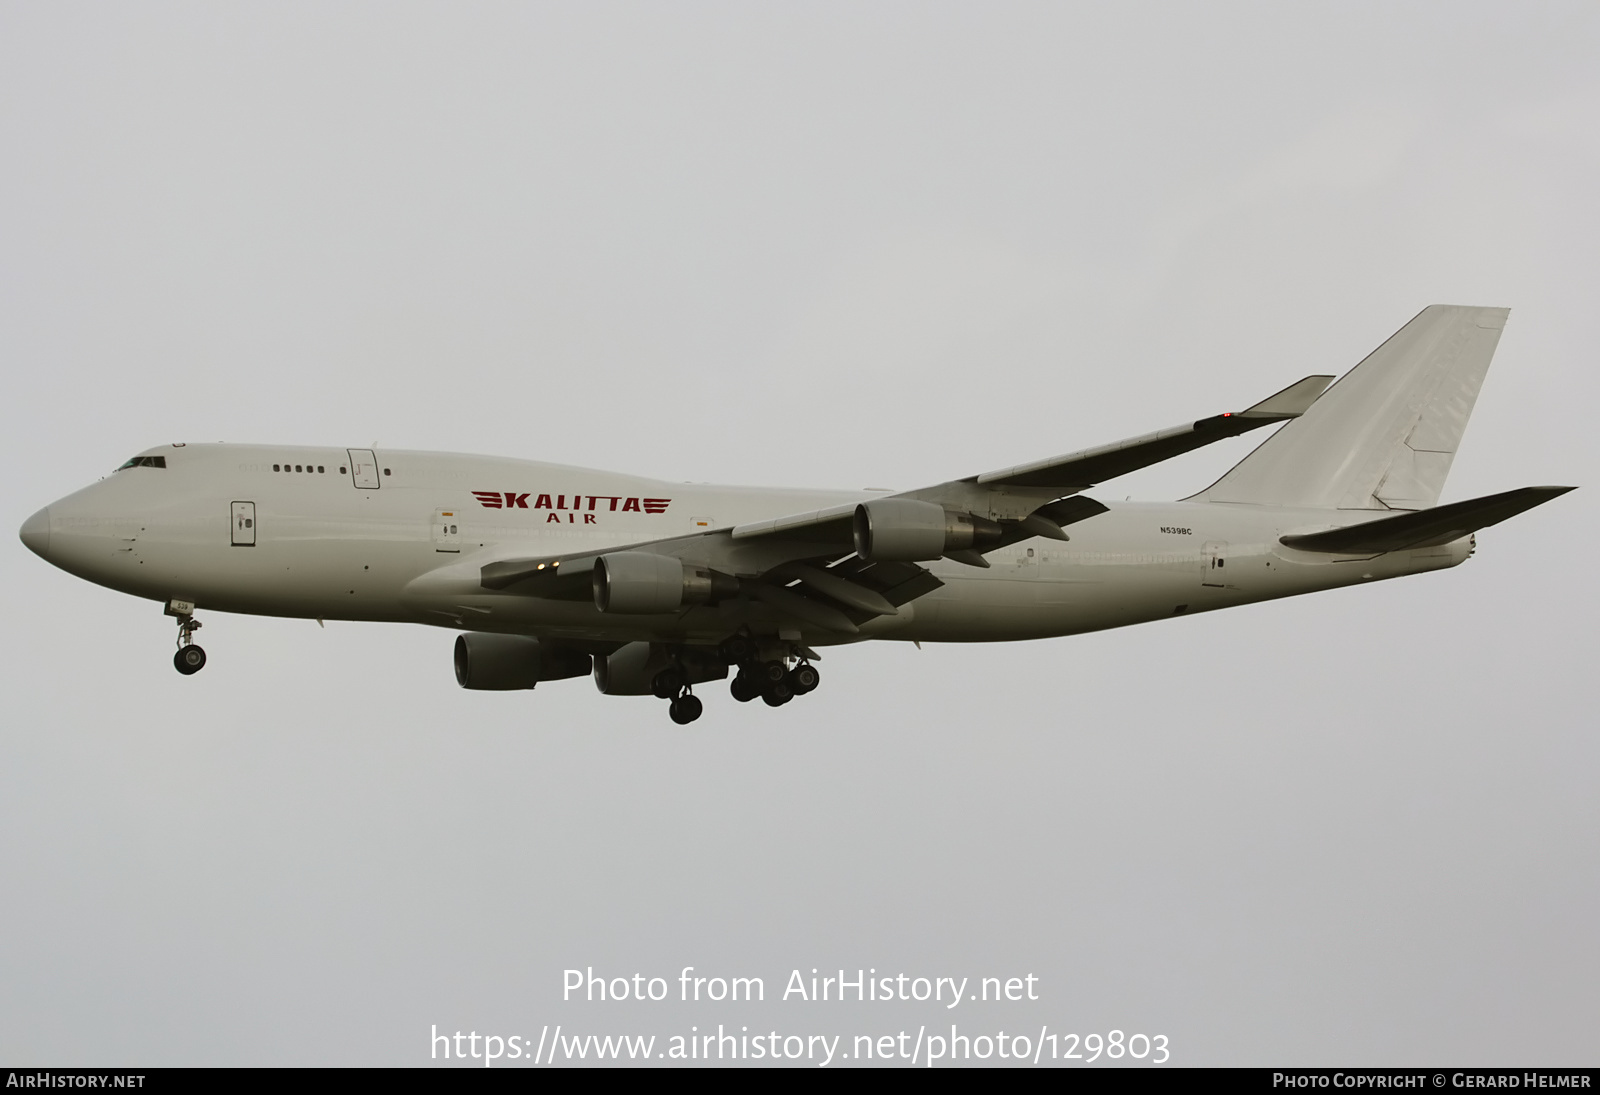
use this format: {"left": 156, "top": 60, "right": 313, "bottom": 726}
{"left": 730, "top": 673, "right": 760, "bottom": 703}
{"left": 174, "top": 645, "right": 207, "bottom": 675}
{"left": 762, "top": 678, "right": 794, "bottom": 707}
{"left": 789, "top": 664, "right": 820, "bottom": 695}
{"left": 668, "top": 694, "right": 703, "bottom": 725}
{"left": 759, "top": 660, "right": 787, "bottom": 685}
{"left": 651, "top": 668, "right": 683, "bottom": 700}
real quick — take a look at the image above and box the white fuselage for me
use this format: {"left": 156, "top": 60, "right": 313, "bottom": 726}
{"left": 25, "top": 444, "right": 1471, "bottom": 646}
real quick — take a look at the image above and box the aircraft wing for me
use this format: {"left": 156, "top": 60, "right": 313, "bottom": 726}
{"left": 729, "top": 373, "right": 1332, "bottom": 539}
{"left": 897, "top": 373, "right": 1332, "bottom": 512}
{"left": 476, "top": 373, "right": 1332, "bottom": 631}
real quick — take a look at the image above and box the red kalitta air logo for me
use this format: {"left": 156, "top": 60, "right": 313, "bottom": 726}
{"left": 470, "top": 491, "right": 670, "bottom": 524}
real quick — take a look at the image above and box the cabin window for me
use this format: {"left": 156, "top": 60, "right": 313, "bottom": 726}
{"left": 317, "top": 466, "right": 325, "bottom": 473}
{"left": 383, "top": 468, "right": 391, "bottom": 476}
{"left": 273, "top": 464, "right": 280, "bottom": 471}
{"left": 340, "top": 466, "right": 347, "bottom": 474}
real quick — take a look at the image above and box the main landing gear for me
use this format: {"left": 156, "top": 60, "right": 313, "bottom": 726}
{"left": 649, "top": 636, "right": 822, "bottom": 725}
{"left": 167, "top": 600, "right": 207, "bottom": 675}
{"left": 668, "top": 693, "right": 703, "bottom": 726}
{"left": 729, "top": 656, "right": 819, "bottom": 708}
{"left": 650, "top": 663, "right": 704, "bottom": 726}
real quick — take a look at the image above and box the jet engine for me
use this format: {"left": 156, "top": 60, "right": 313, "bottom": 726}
{"left": 592, "top": 551, "right": 738, "bottom": 614}
{"left": 851, "top": 498, "right": 1002, "bottom": 562}
{"left": 453, "top": 633, "right": 592, "bottom": 690}
{"left": 593, "top": 642, "right": 730, "bottom": 695}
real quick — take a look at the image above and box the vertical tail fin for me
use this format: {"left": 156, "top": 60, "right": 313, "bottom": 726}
{"left": 1191, "top": 305, "right": 1509, "bottom": 510}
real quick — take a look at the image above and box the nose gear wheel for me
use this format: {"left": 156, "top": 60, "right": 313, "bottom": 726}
{"left": 171, "top": 609, "right": 206, "bottom": 675}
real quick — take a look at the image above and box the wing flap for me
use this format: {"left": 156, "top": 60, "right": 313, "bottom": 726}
{"left": 747, "top": 581, "right": 861, "bottom": 634}
{"left": 770, "top": 562, "right": 900, "bottom": 616}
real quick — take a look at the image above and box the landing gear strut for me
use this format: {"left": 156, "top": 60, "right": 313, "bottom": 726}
{"left": 168, "top": 602, "right": 206, "bottom": 675}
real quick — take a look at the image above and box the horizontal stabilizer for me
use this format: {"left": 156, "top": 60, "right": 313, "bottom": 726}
{"left": 1280, "top": 486, "right": 1575, "bottom": 554}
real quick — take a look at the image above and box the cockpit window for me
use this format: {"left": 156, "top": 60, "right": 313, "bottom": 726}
{"left": 116, "top": 456, "right": 167, "bottom": 471}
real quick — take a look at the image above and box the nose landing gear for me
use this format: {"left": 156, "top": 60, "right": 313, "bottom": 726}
{"left": 167, "top": 600, "right": 207, "bottom": 675}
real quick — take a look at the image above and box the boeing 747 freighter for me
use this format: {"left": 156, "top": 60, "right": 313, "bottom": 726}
{"left": 19, "top": 306, "right": 1573, "bottom": 723}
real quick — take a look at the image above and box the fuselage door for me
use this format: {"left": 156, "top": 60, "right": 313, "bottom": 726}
{"left": 347, "top": 449, "right": 381, "bottom": 489}
{"left": 432, "top": 509, "right": 461, "bottom": 552}
{"left": 231, "top": 501, "right": 256, "bottom": 546}
{"left": 1202, "top": 540, "right": 1227, "bottom": 587}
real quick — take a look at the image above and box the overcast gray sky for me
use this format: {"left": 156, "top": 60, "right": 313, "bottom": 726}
{"left": 1, "top": 1, "right": 1595, "bottom": 1067}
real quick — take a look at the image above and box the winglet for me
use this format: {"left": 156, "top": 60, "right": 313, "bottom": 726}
{"left": 1237, "top": 374, "right": 1335, "bottom": 419}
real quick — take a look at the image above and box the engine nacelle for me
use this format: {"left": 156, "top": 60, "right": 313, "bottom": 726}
{"left": 851, "top": 498, "right": 1003, "bottom": 562}
{"left": 453, "top": 633, "right": 592, "bottom": 691}
{"left": 592, "top": 551, "right": 738, "bottom": 614}
{"left": 593, "top": 642, "right": 729, "bottom": 696}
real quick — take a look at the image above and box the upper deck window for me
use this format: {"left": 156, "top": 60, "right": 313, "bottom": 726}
{"left": 116, "top": 456, "right": 167, "bottom": 471}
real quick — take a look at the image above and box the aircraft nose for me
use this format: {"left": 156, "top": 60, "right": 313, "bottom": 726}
{"left": 19, "top": 506, "right": 51, "bottom": 559}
